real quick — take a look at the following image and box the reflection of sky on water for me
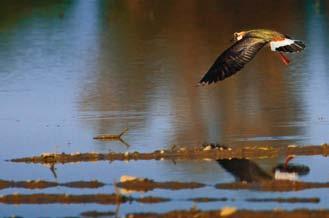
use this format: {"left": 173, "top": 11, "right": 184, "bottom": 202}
{"left": 79, "top": 0, "right": 309, "bottom": 149}
{"left": 304, "top": 1, "right": 329, "bottom": 144}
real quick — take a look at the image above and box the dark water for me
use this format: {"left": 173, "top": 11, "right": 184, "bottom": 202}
{"left": 0, "top": 0, "right": 329, "bottom": 217}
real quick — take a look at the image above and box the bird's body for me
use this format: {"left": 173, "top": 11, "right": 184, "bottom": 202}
{"left": 199, "top": 29, "right": 305, "bottom": 85}
{"left": 240, "top": 29, "right": 285, "bottom": 41}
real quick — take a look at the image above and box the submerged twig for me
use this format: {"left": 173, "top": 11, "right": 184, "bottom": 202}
{"left": 118, "top": 138, "right": 131, "bottom": 147}
{"left": 49, "top": 163, "right": 57, "bottom": 179}
{"left": 93, "top": 128, "right": 128, "bottom": 141}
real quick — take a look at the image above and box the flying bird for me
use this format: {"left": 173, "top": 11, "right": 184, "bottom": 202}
{"left": 199, "top": 29, "right": 305, "bottom": 85}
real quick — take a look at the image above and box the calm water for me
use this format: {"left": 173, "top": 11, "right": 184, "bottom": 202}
{"left": 1, "top": 0, "right": 329, "bottom": 217}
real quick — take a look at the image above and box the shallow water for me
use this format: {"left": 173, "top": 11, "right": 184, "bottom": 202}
{"left": 0, "top": 0, "right": 329, "bottom": 217}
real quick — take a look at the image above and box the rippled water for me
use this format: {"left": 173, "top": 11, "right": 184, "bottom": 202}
{"left": 0, "top": 0, "right": 329, "bottom": 217}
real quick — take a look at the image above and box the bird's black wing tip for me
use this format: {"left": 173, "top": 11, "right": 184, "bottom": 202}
{"left": 197, "top": 81, "right": 207, "bottom": 86}
{"left": 198, "top": 79, "right": 215, "bottom": 86}
{"left": 197, "top": 82, "right": 204, "bottom": 87}
{"left": 295, "top": 40, "right": 306, "bottom": 48}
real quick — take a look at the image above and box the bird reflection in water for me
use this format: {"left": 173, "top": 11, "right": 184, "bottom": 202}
{"left": 214, "top": 146, "right": 309, "bottom": 183}
{"left": 218, "top": 158, "right": 272, "bottom": 182}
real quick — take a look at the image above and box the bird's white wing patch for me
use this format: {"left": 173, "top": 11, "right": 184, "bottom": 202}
{"left": 274, "top": 170, "right": 299, "bottom": 181}
{"left": 270, "top": 38, "right": 296, "bottom": 51}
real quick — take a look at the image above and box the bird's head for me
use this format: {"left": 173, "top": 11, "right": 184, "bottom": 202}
{"left": 232, "top": 31, "right": 245, "bottom": 42}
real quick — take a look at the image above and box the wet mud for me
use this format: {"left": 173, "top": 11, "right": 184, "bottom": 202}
{"left": 0, "top": 193, "right": 169, "bottom": 205}
{"left": 245, "top": 197, "right": 320, "bottom": 203}
{"left": 80, "top": 210, "right": 115, "bottom": 217}
{"left": 114, "top": 175, "right": 329, "bottom": 194}
{"left": 216, "top": 180, "right": 329, "bottom": 192}
{"left": 0, "top": 179, "right": 105, "bottom": 190}
{"left": 188, "top": 197, "right": 319, "bottom": 203}
{"left": 127, "top": 209, "right": 329, "bottom": 218}
{"left": 116, "top": 178, "right": 205, "bottom": 192}
{"left": 0, "top": 192, "right": 319, "bottom": 205}
{"left": 188, "top": 197, "right": 229, "bottom": 202}
{"left": 1, "top": 176, "right": 329, "bottom": 194}
{"left": 4, "top": 144, "right": 329, "bottom": 216}
{"left": 9, "top": 144, "right": 329, "bottom": 164}
{"left": 0, "top": 193, "right": 126, "bottom": 205}
{"left": 3, "top": 177, "right": 328, "bottom": 193}
{"left": 135, "top": 196, "right": 170, "bottom": 204}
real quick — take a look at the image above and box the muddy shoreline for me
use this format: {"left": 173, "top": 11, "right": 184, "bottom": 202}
{"left": 0, "top": 193, "right": 318, "bottom": 205}
{"left": 116, "top": 178, "right": 205, "bottom": 192}
{"left": 216, "top": 180, "right": 329, "bottom": 192}
{"left": 0, "top": 193, "right": 169, "bottom": 205}
{"left": 9, "top": 144, "right": 329, "bottom": 164}
{"left": 0, "top": 179, "right": 104, "bottom": 190}
{"left": 1, "top": 177, "right": 329, "bottom": 193}
{"left": 127, "top": 209, "right": 329, "bottom": 218}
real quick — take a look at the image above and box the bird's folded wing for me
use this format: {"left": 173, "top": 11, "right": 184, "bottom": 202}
{"left": 199, "top": 37, "right": 267, "bottom": 85}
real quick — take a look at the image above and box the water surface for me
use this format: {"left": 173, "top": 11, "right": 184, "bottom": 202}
{"left": 0, "top": 0, "right": 329, "bottom": 217}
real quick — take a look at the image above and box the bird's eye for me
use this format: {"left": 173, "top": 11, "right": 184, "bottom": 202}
{"left": 232, "top": 33, "right": 240, "bottom": 42}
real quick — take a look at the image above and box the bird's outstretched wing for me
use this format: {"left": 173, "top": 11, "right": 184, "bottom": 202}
{"left": 199, "top": 37, "right": 268, "bottom": 85}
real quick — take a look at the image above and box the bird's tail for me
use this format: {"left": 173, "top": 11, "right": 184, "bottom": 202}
{"left": 270, "top": 39, "right": 305, "bottom": 53}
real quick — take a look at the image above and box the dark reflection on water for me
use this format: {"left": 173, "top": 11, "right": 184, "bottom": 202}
{"left": 77, "top": 0, "right": 329, "bottom": 148}
{"left": 0, "top": 0, "right": 329, "bottom": 217}
{"left": 217, "top": 157, "right": 310, "bottom": 183}
{"left": 218, "top": 159, "right": 272, "bottom": 183}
